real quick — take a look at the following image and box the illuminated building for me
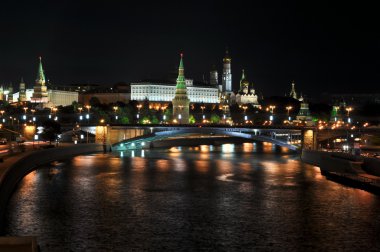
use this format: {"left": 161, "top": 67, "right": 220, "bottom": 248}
{"left": 222, "top": 48, "right": 232, "bottom": 93}
{"left": 12, "top": 89, "right": 36, "bottom": 102}
{"left": 131, "top": 81, "right": 218, "bottom": 104}
{"left": 31, "top": 57, "right": 49, "bottom": 103}
{"left": 172, "top": 54, "right": 190, "bottom": 124}
{"left": 329, "top": 99, "right": 346, "bottom": 122}
{"left": 288, "top": 80, "right": 304, "bottom": 101}
{"left": 235, "top": 69, "right": 260, "bottom": 106}
{"left": 80, "top": 84, "right": 130, "bottom": 104}
{"left": 209, "top": 65, "right": 220, "bottom": 92}
{"left": 12, "top": 58, "right": 78, "bottom": 107}
{"left": 19, "top": 78, "right": 27, "bottom": 102}
{"left": 296, "top": 101, "right": 313, "bottom": 125}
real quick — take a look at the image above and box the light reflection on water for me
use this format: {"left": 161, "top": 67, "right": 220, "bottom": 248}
{"left": 4, "top": 143, "right": 380, "bottom": 251}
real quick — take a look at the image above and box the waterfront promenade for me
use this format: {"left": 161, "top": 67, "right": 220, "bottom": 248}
{"left": 302, "top": 149, "right": 380, "bottom": 194}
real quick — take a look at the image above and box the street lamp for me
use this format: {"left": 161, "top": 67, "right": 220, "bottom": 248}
{"left": 52, "top": 107, "right": 58, "bottom": 121}
{"left": 85, "top": 105, "right": 91, "bottom": 125}
{"left": 178, "top": 105, "right": 184, "bottom": 124}
{"left": 200, "top": 105, "right": 206, "bottom": 121}
{"left": 286, "top": 106, "right": 293, "bottom": 121}
{"left": 0, "top": 110, "right": 5, "bottom": 123}
{"left": 78, "top": 107, "right": 83, "bottom": 121}
{"left": 136, "top": 104, "right": 142, "bottom": 121}
{"left": 31, "top": 109, "right": 36, "bottom": 123}
{"left": 113, "top": 106, "right": 119, "bottom": 121}
{"left": 346, "top": 107, "right": 353, "bottom": 123}
{"left": 242, "top": 105, "right": 248, "bottom": 122}
{"left": 161, "top": 106, "right": 167, "bottom": 123}
{"left": 268, "top": 105, "right": 276, "bottom": 121}
{"left": 22, "top": 107, "right": 28, "bottom": 120}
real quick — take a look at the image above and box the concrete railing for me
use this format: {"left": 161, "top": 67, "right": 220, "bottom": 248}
{"left": 301, "top": 149, "right": 380, "bottom": 175}
{"left": 362, "top": 158, "right": 380, "bottom": 176}
{"left": 0, "top": 144, "right": 104, "bottom": 233}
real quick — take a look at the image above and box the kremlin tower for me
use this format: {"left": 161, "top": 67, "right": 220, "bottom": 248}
{"left": 31, "top": 57, "right": 48, "bottom": 103}
{"left": 172, "top": 53, "right": 190, "bottom": 124}
{"left": 222, "top": 48, "right": 232, "bottom": 93}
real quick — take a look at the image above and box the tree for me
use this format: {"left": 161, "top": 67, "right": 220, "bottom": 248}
{"left": 210, "top": 114, "right": 220, "bottom": 124}
{"left": 40, "top": 119, "right": 61, "bottom": 145}
{"left": 89, "top": 97, "right": 101, "bottom": 107}
{"left": 189, "top": 114, "right": 196, "bottom": 124}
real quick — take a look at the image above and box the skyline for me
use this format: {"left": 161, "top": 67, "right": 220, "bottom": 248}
{"left": 0, "top": 1, "right": 379, "bottom": 97}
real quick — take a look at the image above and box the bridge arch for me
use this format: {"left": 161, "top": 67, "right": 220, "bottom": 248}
{"left": 112, "top": 128, "right": 299, "bottom": 151}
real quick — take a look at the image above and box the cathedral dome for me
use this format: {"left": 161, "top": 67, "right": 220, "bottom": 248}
{"left": 241, "top": 78, "right": 249, "bottom": 86}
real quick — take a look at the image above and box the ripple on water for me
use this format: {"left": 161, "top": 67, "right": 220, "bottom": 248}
{"left": 4, "top": 146, "right": 380, "bottom": 251}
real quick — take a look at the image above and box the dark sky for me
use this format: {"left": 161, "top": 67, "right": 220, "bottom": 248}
{"left": 0, "top": 0, "right": 379, "bottom": 97}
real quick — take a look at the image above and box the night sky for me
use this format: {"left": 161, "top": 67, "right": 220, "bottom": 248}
{"left": 0, "top": 0, "right": 379, "bottom": 98}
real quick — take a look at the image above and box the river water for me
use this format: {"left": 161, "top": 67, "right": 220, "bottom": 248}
{"left": 4, "top": 143, "right": 380, "bottom": 251}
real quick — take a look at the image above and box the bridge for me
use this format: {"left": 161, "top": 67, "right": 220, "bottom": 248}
{"left": 87, "top": 124, "right": 318, "bottom": 152}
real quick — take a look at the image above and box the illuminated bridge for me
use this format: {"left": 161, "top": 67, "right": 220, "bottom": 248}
{"left": 99, "top": 125, "right": 318, "bottom": 152}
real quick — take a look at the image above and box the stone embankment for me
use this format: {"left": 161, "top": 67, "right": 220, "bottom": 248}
{"left": 301, "top": 149, "right": 380, "bottom": 194}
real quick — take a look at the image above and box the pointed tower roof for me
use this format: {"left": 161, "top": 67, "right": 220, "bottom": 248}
{"left": 36, "top": 57, "right": 46, "bottom": 85}
{"left": 289, "top": 80, "right": 297, "bottom": 99}
{"left": 240, "top": 69, "right": 249, "bottom": 89}
{"left": 175, "top": 53, "right": 186, "bottom": 90}
{"left": 241, "top": 69, "right": 245, "bottom": 80}
{"left": 223, "top": 47, "right": 231, "bottom": 63}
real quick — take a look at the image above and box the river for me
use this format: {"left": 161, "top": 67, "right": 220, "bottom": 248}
{"left": 4, "top": 143, "right": 380, "bottom": 251}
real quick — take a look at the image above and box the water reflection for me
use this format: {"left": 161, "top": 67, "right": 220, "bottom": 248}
{"left": 5, "top": 143, "right": 380, "bottom": 251}
{"left": 221, "top": 143, "right": 234, "bottom": 153}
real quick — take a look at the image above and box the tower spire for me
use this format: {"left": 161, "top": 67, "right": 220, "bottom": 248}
{"left": 172, "top": 53, "right": 190, "bottom": 124}
{"left": 36, "top": 56, "right": 46, "bottom": 85}
{"left": 31, "top": 56, "right": 48, "bottom": 103}
{"left": 222, "top": 47, "right": 232, "bottom": 94}
{"left": 289, "top": 80, "right": 297, "bottom": 99}
{"left": 176, "top": 53, "right": 186, "bottom": 90}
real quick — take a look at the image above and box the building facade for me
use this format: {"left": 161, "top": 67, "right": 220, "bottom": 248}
{"left": 131, "top": 81, "right": 218, "bottom": 103}
{"left": 235, "top": 69, "right": 260, "bottom": 106}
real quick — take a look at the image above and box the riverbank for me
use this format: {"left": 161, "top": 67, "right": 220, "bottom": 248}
{"left": 301, "top": 149, "right": 380, "bottom": 194}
